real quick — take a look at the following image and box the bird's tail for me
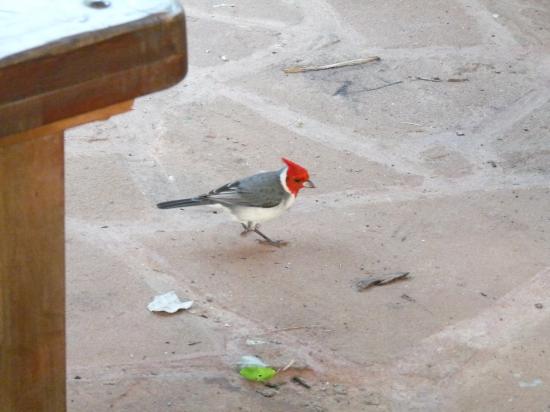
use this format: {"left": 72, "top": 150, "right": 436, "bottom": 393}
{"left": 157, "top": 197, "right": 211, "bottom": 209}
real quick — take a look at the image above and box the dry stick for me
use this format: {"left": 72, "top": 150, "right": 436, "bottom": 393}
{"left": 284, "top": 56, "right": 381, "bottom": 74}
{"left": 277, "top": 359, "right": 296, "bottom": 373}
{"left": 416, "top": 76, "right": 469, "bottom": 83}
{"left": 415, "top": 76, "right": 442, "bottom": 82}
{"left": 352, "top": 80, "right": 403, "bottom": 93}
{"left": 292, "top": 376, "right": 312, "bottom": 389}
{"left": 259, "top": 325, "right": 334, "bottom": 335}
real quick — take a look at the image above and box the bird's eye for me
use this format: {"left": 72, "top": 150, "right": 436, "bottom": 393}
{"left": 294, "top": 178, "right": 301, "bottom": 183}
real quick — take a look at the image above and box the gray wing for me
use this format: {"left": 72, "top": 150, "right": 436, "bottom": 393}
{"left": 201, "top": 170, "right": 288, "bottom": 208}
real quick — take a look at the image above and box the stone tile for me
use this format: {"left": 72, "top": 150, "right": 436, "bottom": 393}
{"left": 327, "top": 0, "right": 483, "bottom": 48}
{"left": 186, "top": 17, "right": 279, "bottom": 68}
{"left": 141, "top": 188, "right": 550, "bottom": 365}
{"left": 66, "top": 154, "right": 150, "bottom": 222}
{"left": 495, "top": 102, "right": 550, "bottom": 176}
{"left": 67, "top": 237, "right": 222, "bottom": 368}
{"left": 182, "top": 0, "right": 303, "bottom": 27}
{"left": 151, "top": 96, "right": 422, "bottom": 197}
{"left": 480, "top": 0, "right": 550, "bottom": 48}
{"left": 235, "top": 55, "right": 538, "bottom": 141}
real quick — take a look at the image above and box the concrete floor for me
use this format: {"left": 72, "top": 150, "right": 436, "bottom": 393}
{"left": 66, "top": 1, "right": 550, "bottom": 411}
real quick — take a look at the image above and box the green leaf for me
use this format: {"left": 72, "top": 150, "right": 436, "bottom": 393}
{"left": 239, "top": 366, "right": 277, "bottom": 382}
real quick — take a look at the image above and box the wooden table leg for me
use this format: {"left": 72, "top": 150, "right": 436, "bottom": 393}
{"left": 0, "top": 132, "right": 66, "bottom": 411}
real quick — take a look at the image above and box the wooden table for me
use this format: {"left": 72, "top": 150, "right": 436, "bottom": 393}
{"left": 0, "top": 2, "right": 187, "bottom": 410}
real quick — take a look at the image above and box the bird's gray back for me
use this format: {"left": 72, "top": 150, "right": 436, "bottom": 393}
{"left": 205, "top": 169, "right": 289, "bottom": 208}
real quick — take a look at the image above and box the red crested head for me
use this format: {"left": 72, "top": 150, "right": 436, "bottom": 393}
{"left": 281, "top": 158, "right": 315, "bottom": 195}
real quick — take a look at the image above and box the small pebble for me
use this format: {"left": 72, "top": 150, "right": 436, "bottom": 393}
{"left": 334, "top": 384, "right": 348, "bottom": 395}
{"left": 535, "top": 303, "right": 543, "bottom": 309}
{"left": 363, "top": 392, "right": 382, "bottom": 405}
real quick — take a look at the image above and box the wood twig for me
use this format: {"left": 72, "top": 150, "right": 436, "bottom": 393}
{"left": 284, "top": 56, "right": 380, "bottom": 74}
{"left": 415, "top": 76, "right": 469, "bottom": 83}
{"left": 400, "top": 121, "right": 423, "bottom": 127}
{"left": 278, "top": 359, "right": 295, "bottom": 373}
{"left": 292, "top": 376, "right": 312, "bottom": 389}
{"left": 352, "top": 80, "right": 403, "bottom": 93}
{"left": 259, "top": 325, "right": 333, "bottom": 335}
{"left": 356, "top": 272, "right": 411, "bottom": 291}
{"left": 415, "top": 76, "right": 442, "bottom": 82}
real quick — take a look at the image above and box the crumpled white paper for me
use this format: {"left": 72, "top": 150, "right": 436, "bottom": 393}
{"left": 147, "top": 291, "right": 193, "bottom": 313}
{"left": 238, "top": 355, "right": 267, "bottom": 369}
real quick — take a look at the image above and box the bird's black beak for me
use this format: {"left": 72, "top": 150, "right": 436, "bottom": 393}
{"left": 303, "top": 180, "right": 316, "bottom": 188}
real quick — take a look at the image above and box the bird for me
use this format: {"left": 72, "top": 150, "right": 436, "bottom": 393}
{"left": 156, "top": 158, "right": 315, "bottom": 246}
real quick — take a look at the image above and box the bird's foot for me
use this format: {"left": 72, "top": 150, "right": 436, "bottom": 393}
{"left": 241, "top": 222, "right": 253, "bottom": 236}
{"left": 256, "top": 239, "right": 289, "bottom": 248}
{"left": 251, "top": 225, "right": 286, "bottom": 247}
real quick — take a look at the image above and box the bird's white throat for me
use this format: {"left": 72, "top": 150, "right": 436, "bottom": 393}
{"left": 279, "top": 167, "right": 292, "bottom": 195}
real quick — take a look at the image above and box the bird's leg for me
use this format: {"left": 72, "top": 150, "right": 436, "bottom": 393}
{"left": 253, "top": 224, "right": 288, "bottom": 247}
{"left": 240, "top": 222, "right": 254, "bottom": 236}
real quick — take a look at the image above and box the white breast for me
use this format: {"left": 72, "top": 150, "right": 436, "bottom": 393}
{"left": 227, "top": 195, "right": 295, "bottom": 224}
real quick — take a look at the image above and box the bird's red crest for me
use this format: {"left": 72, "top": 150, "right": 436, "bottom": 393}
{"left": 282, "top": 158, "right": 309, "bottom": 179}
{"left": 281, "top": 158, "right": 311, "bottom": 195}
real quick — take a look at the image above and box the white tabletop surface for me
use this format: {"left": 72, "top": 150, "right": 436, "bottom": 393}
{"left": 0, "top": 0, "right": 181, "bottom": 64}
